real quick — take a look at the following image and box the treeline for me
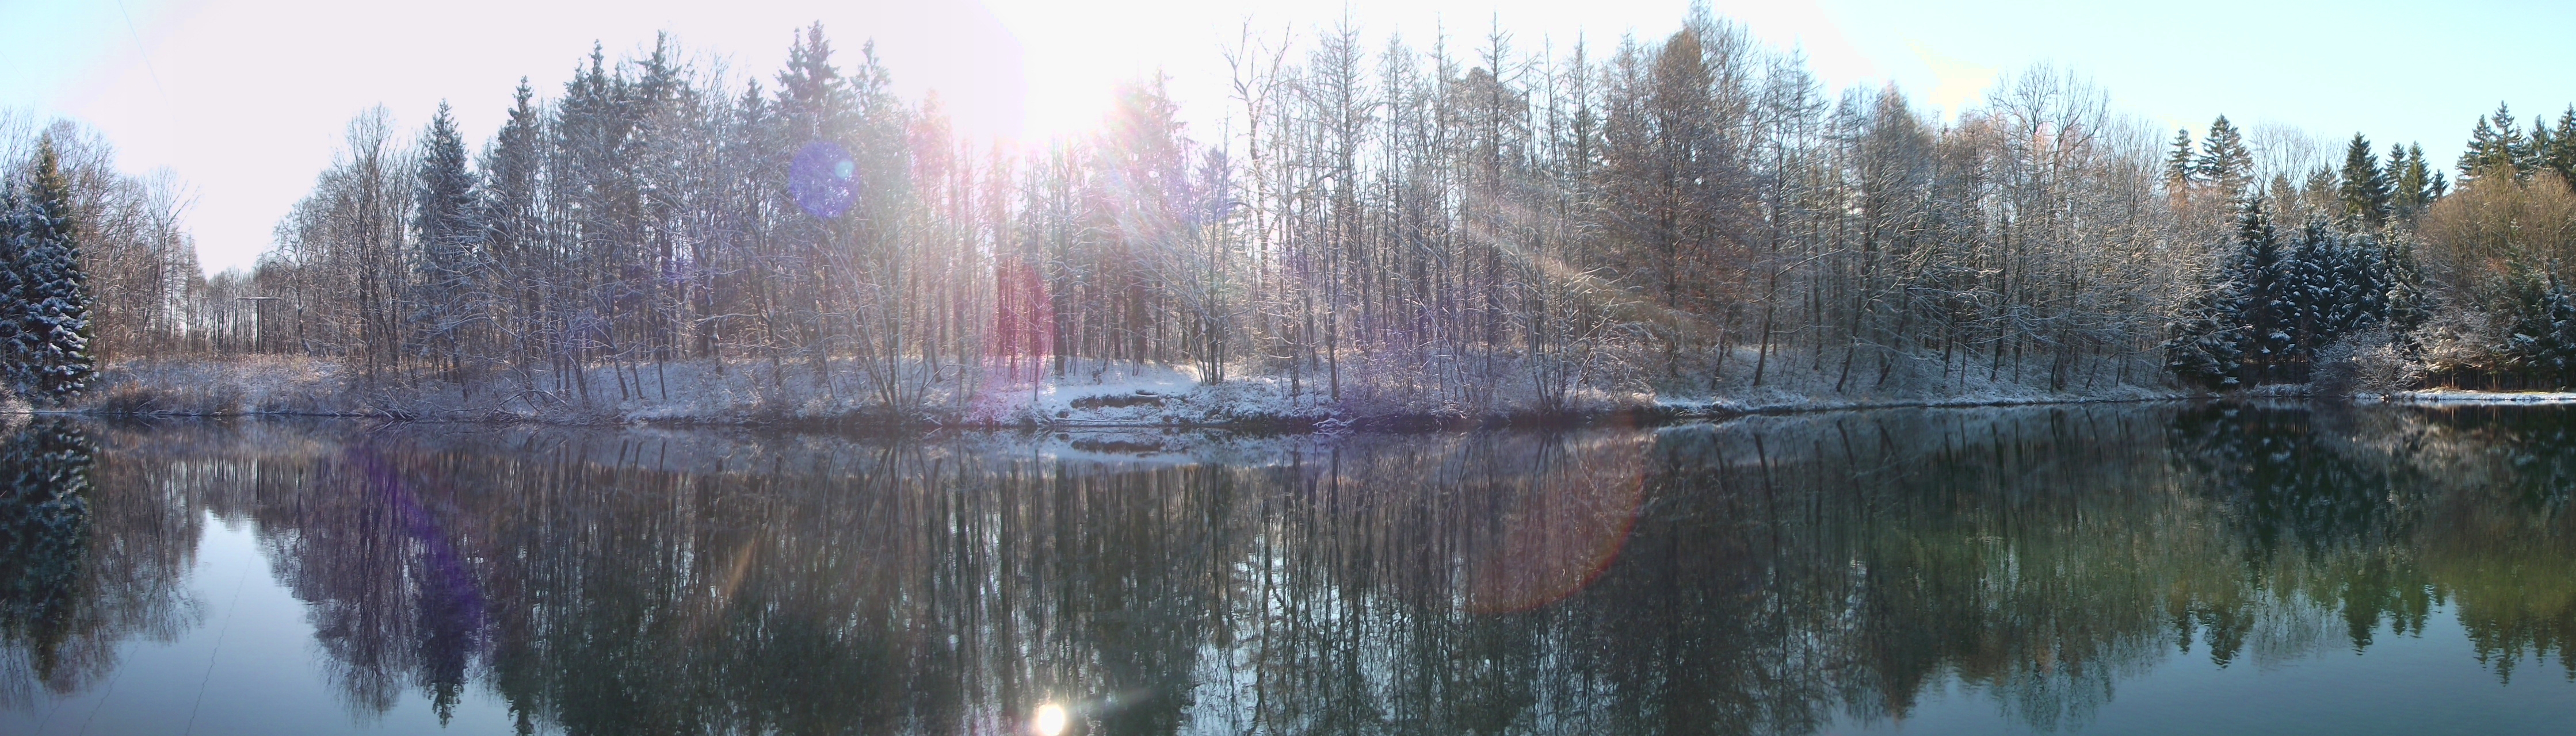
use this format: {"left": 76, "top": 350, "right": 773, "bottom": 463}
{"left": 40, "top": 9, "right": 2576, "bottom": 408}
{"left": 2158, "top": 101, "right": 2576, "bottom": 391}
{"left": 0, "top": 117, "right": 195, "bottom": 401}
{"left": 219, "top": 13, "right": 2198, "bottom": 412}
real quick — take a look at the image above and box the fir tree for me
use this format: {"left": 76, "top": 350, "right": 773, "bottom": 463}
{"left": 2376, "top": 233, "right": 2430, "bottom": 340}
{"left": 2496, "top": 263, "right": 2576, "bottom": 388}
{"left": 2529, "top": 113, "right": 2556, "bottom": 174}
{"left": 2459, "top": 102, "right": 2525, "bottom": 178}
{"left": 2196, "top": 116, "right": 2254, "bottom": 198}
{"left": 2164, "top": 128, "right": 2197, "bottom": 198}
{"left": 2547, "top": 106, "right": 2576, "bottom": 184}
{"left": 2168, "top": 200, "right": 2282, "bottom": 388}
{"left": 1, "top": 137, "right": 93, "bottom": 402}
{"left": 0, "top": 181, "right": 18, "bottom": 385}
{"left": 0, "top": 420, "right": 96, "bottom": 678}
{"left": 2166, "top": 199, "right": 2414, "bottom": 389}
{"left": 482, "top": 79, "right": 541, "bottom": 285}
{"left": 2336, "top": 133, "right": 2391, "bottom": 229}
{"left": 2390, "top": 143, "right": 2434, "bottom": 223}
{"left": 410, "top": 102, "right": 487, "bottom": 382}
{"left": 2165, "top": 289, "right": 2244, "bottom": 389}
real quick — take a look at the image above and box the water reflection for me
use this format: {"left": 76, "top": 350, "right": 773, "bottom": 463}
{"left": 0, "top": 419, "right": 201, "bottom": 715}
{"left": 1, "top": 405, "right": 2574, "bottom": 734}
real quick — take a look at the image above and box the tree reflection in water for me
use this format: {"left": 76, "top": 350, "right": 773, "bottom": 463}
{"left": 1, "top": 405, "right": 2575, "bottom": 734}
{"left": 0, "top": 419, "right": 199, "bottom": 713}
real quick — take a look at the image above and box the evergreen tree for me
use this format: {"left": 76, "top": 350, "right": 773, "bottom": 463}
{"left": 2495, "top": 263, "right": 2576, "bottom": 388}
{"left": 0, "top": 181, "right": 19, "bottom": 385}
{"left": 2165, "top": 288, "right": 2245, "bottom": 389}
{"left": 0, "top": 420, "right": 96, "bottom": 679}
{"left": 410, "top": 102, "right": 487, "bottom": 380}
{"left": 2196, "top": 116, "right": 2254, "bottom": 198}
{"left": 2164, "top": 128, "right": 2197, "bottom": 197}
{"left": 2166, "top": 199, "right": 2415, "bottom": 389}
{"left": 2280, "top": 221, "right": 2336, "bottom": 365}
{"left": 2377, "top": 233, "right": 2431, "bottom": 340}
{"left": 2168, "top": 201, "right": 2283, "bottom": 388}
{"left": 2390, "top": 143, "right": 2435, "bottom": 223}
{"left": 2529, "top": 113, "right": 2555, "bottom": 174}
{"left": 2335, "top": 133, "right": 2391, "bottom": 228}
{"left": 2547, "top": 106, "right": 2576, "bottom": 184}
{"left": 2459, "top": 102, "right": 2526, "bottom": 178}
{"left": 2, "top": 137, "right": 94, "bottom": 402}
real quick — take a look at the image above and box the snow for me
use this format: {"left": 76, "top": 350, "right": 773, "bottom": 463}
{"left": 64, "top": 351, "right": 2204, "bottom": 428}
{"left": 2370, "top": 389, "right": 2576, "bottom": 406}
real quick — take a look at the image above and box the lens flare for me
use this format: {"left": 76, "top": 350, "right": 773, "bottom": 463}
{"left": 1031, "top": 703, "right": 1068, "bottom": 736}
{"left": 789, "top": 141, "right": 858, "bottom": 220}
{"left": 1464, "top": 434, "right": 1651, "bottom": 615}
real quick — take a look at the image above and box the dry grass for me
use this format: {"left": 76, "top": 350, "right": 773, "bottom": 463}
{"left": 78, "top": 356, "right": 358, "bottom": 416}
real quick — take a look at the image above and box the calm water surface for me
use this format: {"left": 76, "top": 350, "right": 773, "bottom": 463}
{"left": 4, "top": 404, "right": 2576, "bottom": 734}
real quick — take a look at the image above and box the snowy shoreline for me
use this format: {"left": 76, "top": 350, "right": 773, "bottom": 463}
{"left": 51, "top": 357, "right": 2574, "bottom": 431}
{"left": 2363, "top": 390, "right": 2576, "bottom": 406}
{"left": 43, "top": 356, "right": 2205, "bottom": 431}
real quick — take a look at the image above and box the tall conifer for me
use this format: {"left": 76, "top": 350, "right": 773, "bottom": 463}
{"left": 410, "top": 102, "right": 486, "bottom": 381}
{"left": 2459, "top": 103, "right": 2525, "bottom": 178}
{"left": 2164, "top": 128, "right": 2196, "bottom": 197}
{"left": 2335, "top": 133, "right": 2391, "bottom": 228}
{"left": 2196, "top": 116, "right": 2254, "bottom": 198}
{"left": 3, "top": 136, "right": 93, "bottom": 402}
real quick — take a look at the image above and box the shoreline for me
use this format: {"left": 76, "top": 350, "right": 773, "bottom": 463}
{"left": 52, "top": 358, "right": 2576, "bottom": 434}
{"left": 24, "top": 391, "right": 2214, "bottom": 432}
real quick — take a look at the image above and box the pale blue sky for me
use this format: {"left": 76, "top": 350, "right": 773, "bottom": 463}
{"left": 2, "top": 0, "right": 2569, "bottom": 273}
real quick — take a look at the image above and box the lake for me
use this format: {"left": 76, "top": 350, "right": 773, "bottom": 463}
{"left": 4, "top": 404, "right": 2575, "bottom": 735}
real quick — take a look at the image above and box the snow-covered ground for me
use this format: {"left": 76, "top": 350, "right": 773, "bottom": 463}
{"left": 2366, "top": 389, "right": 2576, "bottom": 405}
{"left": 1650, "top": 346, "right": 2185, "bottom": 416}
{"left": 68, "top": 353, "right": 2202, "bottom": 428}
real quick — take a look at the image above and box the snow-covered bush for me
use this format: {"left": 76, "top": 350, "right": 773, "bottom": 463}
{"left": 2312, "top": 330, "right": 2418, "bottom": 397}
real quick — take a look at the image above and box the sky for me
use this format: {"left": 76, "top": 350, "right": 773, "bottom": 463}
{"left": 2, "top": 0, "right": 2571, "bottom": 275}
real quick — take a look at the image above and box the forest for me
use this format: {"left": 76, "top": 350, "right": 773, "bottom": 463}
{"left": 10, "top": 7, "right": 2576, "bottom": 421}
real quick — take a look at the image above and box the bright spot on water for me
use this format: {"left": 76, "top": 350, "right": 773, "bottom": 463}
{"left": 1032, "top": 703, "right": 1069, "bottom": 736}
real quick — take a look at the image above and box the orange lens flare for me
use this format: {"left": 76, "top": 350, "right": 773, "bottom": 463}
{"left": 1464, "top": 436, "right": 1651, "bottom": 615}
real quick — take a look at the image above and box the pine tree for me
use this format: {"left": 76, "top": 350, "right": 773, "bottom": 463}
{"left": 2, "top": 137, "right": 93, "bottom": 402}
{"left": 2299, "top": 222, "right": 2377, "bottom": 369}
{"left": 0, "top": 419, "right": 95, "bottom": 676}
{"left": 2497, "top": 263, "right": 2576, "bottom": 388}
{"left": 2377, "top": 233, "right": 2430, "bottom": 340}
{"left": 2459, "top": 103, "right": 2526, "bottom": 179}
{"left": 2196, "top": 116, "right": 2254, "bottom": 198}
{"left": 0, "top": 182, "right": 19, "bottom": 385}
{"left": 410, "top": 101, "right": 487, "bottom": 382}
{"left": 2529, "top": 113, "right": 2555, "bottom": 175}
{"left": 2164, "top": 128, "right": 2197, "bottom": 199}
{"left": 2168, "top": 200, "right": 2283, "bottom": 388}
{"left": 2165, "top": 288, "right": 2244, "bottom": 389}
{"left": 480, "top": 79, "right": 543, "bottom": 369}
{"left": 2335, "top": 133, "right": 2391, "bottom": 228}
{"left": 2162, "top": 198, "right": 2413, "bottom": 388}
{"left": 2547, "top": 106, "right": 2576, "bottom": 184}
{"left": 2390, "top": 143, "right": 2434, "bottom": 223}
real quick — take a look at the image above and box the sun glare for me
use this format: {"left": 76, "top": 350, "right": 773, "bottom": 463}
{"left": 1031, "top": 703, "right": 1069, "bottom": 736}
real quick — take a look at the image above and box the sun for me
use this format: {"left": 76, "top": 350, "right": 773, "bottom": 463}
{"left": 1031, "top": 703, "right": 1069, "bottom": 736}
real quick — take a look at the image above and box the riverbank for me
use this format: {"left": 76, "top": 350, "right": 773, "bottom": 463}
{"left": 63, "top": 355, "right": 2203, "bottom": 430}
{"left": 2365, "top": 389, "right": 2576, "bottom": 405}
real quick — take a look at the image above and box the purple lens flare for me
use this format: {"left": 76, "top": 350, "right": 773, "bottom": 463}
{"left": 790, "top": 141, "right": 859, "bottom": 220}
